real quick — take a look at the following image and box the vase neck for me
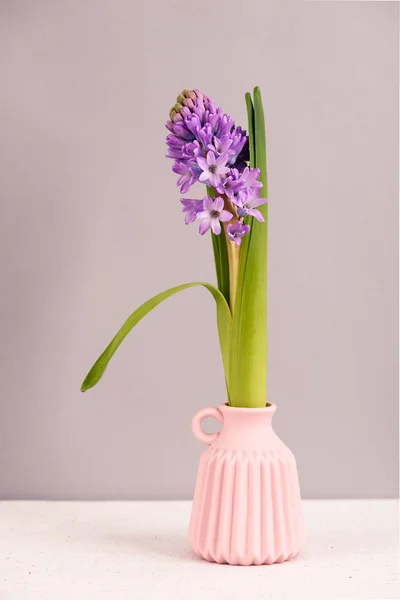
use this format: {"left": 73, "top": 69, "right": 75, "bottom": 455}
{"left": 212, "top": 404, "right": 283, "bottom": 451}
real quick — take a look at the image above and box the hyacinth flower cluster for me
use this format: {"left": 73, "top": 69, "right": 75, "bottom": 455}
{"left": 166, "top": 89, "right": 267, "bottom": 246}
{"left": 82, "top": 87, "right": 269, "bottom": 410}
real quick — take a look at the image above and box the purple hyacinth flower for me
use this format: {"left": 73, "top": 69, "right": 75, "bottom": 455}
{"left": 216, "top": 168, "right": 243, "bottom": 198}
{"left": 197, "top": 196, "right": 233, "bottom": 235}
{"left": 197, "top": 151, "right": 230, "bottom": 188}
{"left": 166, "top": 146, "right": 185, "bottom": 160}
{"left": 232, "top": 187, "right": 268, "bottom": 222}
{"left": 226, "top": 222, "right": 250, "bottom": 246}
{"left": 204, "top": 95, "right": 216, "bottom": 114}
{"left": 185, "top": 114, "right": 202, "bottom": 137}
{"left": 166, "top": 134, "right": 187, "bottom": 148}
{"left": 209, "top": 134, "right": 233, "bottom": 156}
{"left": 172, "top": 161, "right": 200, "bottom": 193}
{"left": 227, "top": 128, "right": 248, "bottom": 165}
{"left": 209, "top": 110, "right": 235, "bottom": 138}
{"left": 239, "top": 167, "right": 263, "bottom": 189}
{"left": 165, "top": 120, "right": 176, "bottom": 132}
{"left": 180, "top": 198, "right": 204, "bottom": 225}
{"left": 181, "top": 140, "right": 202, "bottom": 160}
{"left": 167, "top": 91, "right": 261, "bottom": 205}
{"left": 173, "top": 122, "right": 194, "bottom": 140}
{"left": 197, "top": 124, "right": 213, "bottom": 149}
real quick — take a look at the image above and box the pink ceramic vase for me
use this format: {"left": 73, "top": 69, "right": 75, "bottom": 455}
{"left": 189, "top": 403, "right": 304, "bottom": 565}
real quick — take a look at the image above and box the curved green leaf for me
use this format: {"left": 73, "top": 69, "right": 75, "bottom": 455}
{"left": 81, "top": 282, "right": 232, "bottom": 392}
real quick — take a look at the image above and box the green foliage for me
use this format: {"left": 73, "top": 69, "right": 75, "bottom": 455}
{"left": 229, "top": 87, "right": 268, "bottom": 407}
{"left": 82, "top": 89, "right": 268, "bottom": 408}
{"left": 81, "top": 282, "right": 232, "bottom": 392}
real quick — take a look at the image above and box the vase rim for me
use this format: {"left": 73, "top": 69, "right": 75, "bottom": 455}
{"left": 221, "top": 403, "right": 276, "bottom": 414}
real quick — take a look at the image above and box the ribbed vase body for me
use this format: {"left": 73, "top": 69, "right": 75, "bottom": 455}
{"left": 189, "top": 404, "right": 304, "bottom": 565}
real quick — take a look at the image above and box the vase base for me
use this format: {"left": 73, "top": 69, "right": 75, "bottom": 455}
{"left": 191, "top": 546, "right": 301, "bottom": 566}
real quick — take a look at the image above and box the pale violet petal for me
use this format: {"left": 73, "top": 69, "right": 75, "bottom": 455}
{"left": 248, "top": 208, "right": 264, "bottom": 222}
{"left": 207, "top": 150, "right": 216, "bottom": 166}
{"left": 213, "top": 197, "right": 224, "bottom": 212}
{"left": 199, "top": 171, "right": 209, "bottom": 182}
{"left": 203, "top": 196, "right": 214, "bottom": 211}
{"left": 211, "top": 219, "right": 221, "bottom": 235}
{"left": 219, "top": 210, "right": 233, "bottom": 223}
{"left": 196, "top": 157, "right": 208, "bottom": 170}
{"left": 199, "top": 218, "right": 211, "bottom": 235}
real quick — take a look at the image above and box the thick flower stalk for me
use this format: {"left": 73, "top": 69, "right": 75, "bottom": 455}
{"left": 166, "top": 89, "right": 267, "bottom": 311}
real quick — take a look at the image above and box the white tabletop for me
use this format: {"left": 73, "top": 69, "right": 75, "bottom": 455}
{"left": 0, "top": 500, "right": 398, "bottom": 599}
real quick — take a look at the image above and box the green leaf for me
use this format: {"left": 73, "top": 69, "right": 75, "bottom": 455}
{"left": 81, "top": 282, "right": 232, "bottom": 392}
{"left": 229, "top": 87, "right": 268, "bottom": 407}
{"left": 245, "top": 92, "right": 256, "bottom": 169}
{"left": 254, "top": 87, "right": 268, "bottom": 197}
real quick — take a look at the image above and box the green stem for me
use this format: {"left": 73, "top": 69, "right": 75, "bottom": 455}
{"left": 225, "top": 230, "right": 239, "bottom": 312}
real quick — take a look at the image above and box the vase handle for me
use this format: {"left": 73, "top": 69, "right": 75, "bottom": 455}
{"left": 192, "top": 406, "right": 224, "bottom": 445}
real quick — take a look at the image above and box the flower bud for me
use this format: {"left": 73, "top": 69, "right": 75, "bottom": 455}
{"left": 170, "top": 90, "right": 206, "bottom": 121}
{"left": 169, "top": 103, "right": 184, "bottom": 121}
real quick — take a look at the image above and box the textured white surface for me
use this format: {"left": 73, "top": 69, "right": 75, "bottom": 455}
{"left": 0, "top": 500, "right": 398, "bottom": 599}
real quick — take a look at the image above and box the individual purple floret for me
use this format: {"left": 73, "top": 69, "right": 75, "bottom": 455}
{"left": 197, "top": 124, "right": 213, "bottom": 149}
{"left": 208, "top": 110, "right": 235, "bottom": 139}
{"left": 197, "top": 151, "right": 230, "bottom": 187}
{"left": 216, "top": 168, "right": 242, "bottom": 199}
{"left": 172, "top": 161, "right": 200, "bottom": 194}
{"left": 232, "top": 187, "right": 268, "bottom": 223}
{"left": 181, "top": 141, "right": 202, "bottom": 161}
{"left": 227, "top": 222, "right": 251, "bottom": 246}
{"left": 208, "top": 134, "right": 233, "bottom": 156}
{"left": 180, "top": 198, "right": 204, "bottom": 225}
{"left": 226, "top": 127, "right": 248, "bottom": 166}
{"left": 197, "top": 196, "right": 233, "bottom": 235}
{"left": 238, "top": 166, "right": 263, "bottom": 190}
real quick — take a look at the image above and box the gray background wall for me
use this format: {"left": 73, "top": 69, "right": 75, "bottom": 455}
{"left": 0, "top": 0, "right": 398, "bottom": 500}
